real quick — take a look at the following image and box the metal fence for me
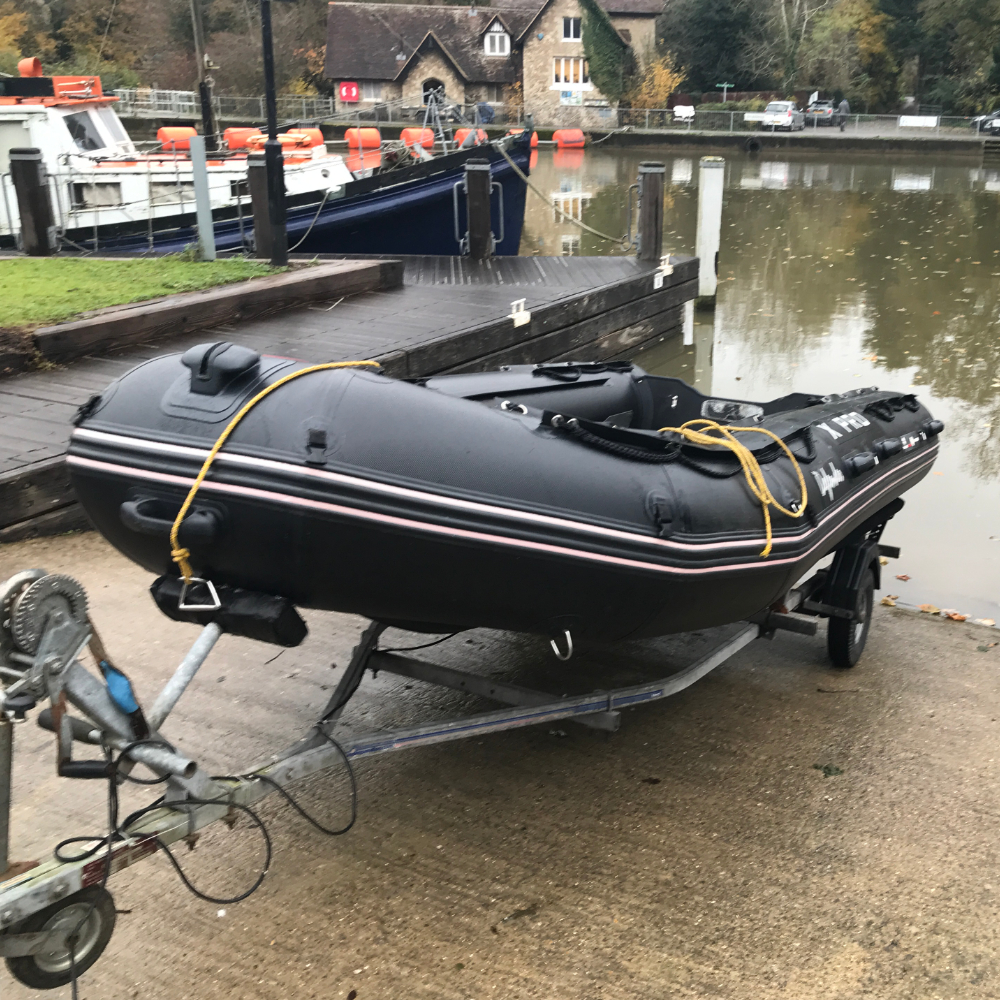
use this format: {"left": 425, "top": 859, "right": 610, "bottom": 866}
{"left": 110, "top": 90, "right": 983, "bottom": 137}
{"left": 111, "top": 89, "right": 525, "bottom": 128}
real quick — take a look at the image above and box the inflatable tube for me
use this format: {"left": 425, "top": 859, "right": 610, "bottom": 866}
{"left": 69, "top": 352, "right": 941, "bottom": 642}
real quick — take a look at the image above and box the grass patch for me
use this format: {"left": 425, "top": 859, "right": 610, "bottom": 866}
{"left": 0, "top": 257, "right": 278, "bottom": 329}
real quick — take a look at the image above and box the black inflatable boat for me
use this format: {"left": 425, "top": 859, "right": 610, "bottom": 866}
{"left": 67, "top": 344, "right": 942, "bottom": 643}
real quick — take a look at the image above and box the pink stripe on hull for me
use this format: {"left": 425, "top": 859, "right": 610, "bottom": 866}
{"left": 67, "top": 451, "right": 937, "bottom": 578}
{"left": 70, "top": 427, "right": 938, "bottom": 558}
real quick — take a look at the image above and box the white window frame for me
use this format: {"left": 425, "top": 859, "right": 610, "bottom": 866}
{"left": 562, "top": 17, "right": 581, "bottom": 41}
{"left": 482, "top": 83, "right": 503, "bottom": 104}
{"left": 360, "top": 81, "right": 382, "bottom": 102}
{"left": 484, "top": 24, "right": 510, "bottom": 56}
{"left": 552, "top": 57, "right": 591, "bottom": 90}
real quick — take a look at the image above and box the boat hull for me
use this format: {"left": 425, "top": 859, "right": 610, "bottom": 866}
{"left": 13, "top": 142, "right": 530, "bottom": 256}
{"left": 67, "top": 356, "right": 941, "bottom": 641}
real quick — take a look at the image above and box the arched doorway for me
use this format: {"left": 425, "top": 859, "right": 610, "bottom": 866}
{"left": 422, "top": 78, "right": 444, "bottom": 104}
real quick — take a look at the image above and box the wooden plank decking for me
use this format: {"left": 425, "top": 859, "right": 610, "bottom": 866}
{"left": 0, "top": 254, "right": 697, "bottom": 539}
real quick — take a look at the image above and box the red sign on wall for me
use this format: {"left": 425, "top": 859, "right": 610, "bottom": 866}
{"left": 339, "top": 81, "right": 359, "bottom": 103}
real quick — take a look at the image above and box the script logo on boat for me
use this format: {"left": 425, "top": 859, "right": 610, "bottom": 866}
{"left": 811, "top": 461, "right": 846, "bottom": 500}
{"left": 815, "top": 411, "right": 871, "bottom": 440}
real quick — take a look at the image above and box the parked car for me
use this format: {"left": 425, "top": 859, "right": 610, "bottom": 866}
{"left": 760, "top": 101, "right": 805, "bottom": 131}
{"left": 973, "top": 111, "right": 1000, "bottom": 135}
{"left": 806, "top": 100, "right": 836, "bottom": 125}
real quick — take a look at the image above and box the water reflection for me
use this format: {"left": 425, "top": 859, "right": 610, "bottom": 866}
{"left": 521, "top": 147, "right": 1000, "bottom": 618}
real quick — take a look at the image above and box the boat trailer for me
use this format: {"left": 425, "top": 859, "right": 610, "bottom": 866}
{"left": 0, "top": 521, "right": 895, "bottom": 989}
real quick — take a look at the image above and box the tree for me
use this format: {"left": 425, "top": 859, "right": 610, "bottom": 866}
{"left": 657, "top": 0, "right": 757, "bottom": 91}
{"left": 627, "top": 52, "right": 685, "bottom": 107}
{"left": 799, "top": 0, "right": 898, "bottom": 109}
{"left": 918, "top": 0, "right": 1000, "bottom": 111}
{"left": 579, "top": 0, "right": 637, "bottom": 103}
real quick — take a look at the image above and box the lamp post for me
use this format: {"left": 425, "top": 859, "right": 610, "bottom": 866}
{"left": 260, "top": 0, "right": 288, "bottom": 266}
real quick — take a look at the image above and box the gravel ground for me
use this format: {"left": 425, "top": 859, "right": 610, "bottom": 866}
{"left": 1, "top": 531, "right": 998, "bottom": 1000}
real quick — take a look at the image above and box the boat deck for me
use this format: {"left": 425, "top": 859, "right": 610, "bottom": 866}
{"left": 0, "top": 254, "right": 697, "bottom": 539}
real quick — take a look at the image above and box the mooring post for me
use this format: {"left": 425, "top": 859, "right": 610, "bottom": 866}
{"left": 0, "top": 716, "right": 11, "bottom": 875}
{"left": 636, "top": 161, "right": 665, "bottom": 261}
{"left": 188, "top": 135, "right": 217, "bottom": 261}
{"left": 695, "top": 155, "right": 725, "bottom": 310}
{"left": 247, "top": 152, "right": 272, "bottom": 260}
{"left": 8, "top": 148, "right": 56, "bottom": 256}
{"left": 464, "top": 158, "right": 493, "bottom": 260}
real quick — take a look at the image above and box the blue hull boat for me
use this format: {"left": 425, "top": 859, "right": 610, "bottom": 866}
{"left": 42, "top": 139, "right": 531, "bottom": 256}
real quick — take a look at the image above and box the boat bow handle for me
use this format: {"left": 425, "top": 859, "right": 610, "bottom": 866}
{"left": 120, "top": 498, "right": 220, "bottom": 546}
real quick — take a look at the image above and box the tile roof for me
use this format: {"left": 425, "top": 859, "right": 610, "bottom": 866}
{"left": 325, "top": 0, "right": 663, "bottom": 83}
{"left": 326, "top": 3, "right": 539, "bottom": 84}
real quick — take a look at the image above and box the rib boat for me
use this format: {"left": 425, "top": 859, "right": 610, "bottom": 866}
{"left": 66, "top": 347, "right": 942, "bottom": 642}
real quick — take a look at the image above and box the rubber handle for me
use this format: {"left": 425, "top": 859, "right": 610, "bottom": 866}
{"left": 59, "top": 760, "right": 112, "bottom": 779}
{"left": 120, "top": 498, "right": 219, "bottom": 544}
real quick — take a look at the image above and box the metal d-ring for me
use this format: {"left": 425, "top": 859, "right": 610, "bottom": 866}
{"left": 500, "top": 400, "right": 528, "bottom": 415}
{"left": 549, "top": 630, "right": 573, "bottom": 661}
{"left": 178, "top": 577, "right": 222, "bottom": 612}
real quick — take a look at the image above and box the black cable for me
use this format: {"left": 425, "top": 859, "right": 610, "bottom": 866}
{"left": 152, "top": 800, "right": 272, "bottom": 905}
{"left": 253, "top": 733, "right": 357, "bottom": 836}
{"left": 379, "top": 632, "right": 461, "bottom": 653}
{"left": 53, "top": 739, "right": 270, "bottom": 997}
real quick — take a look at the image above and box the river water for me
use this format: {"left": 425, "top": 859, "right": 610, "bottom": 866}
{"left": 521, "top": 146, "right": 1000, "bottom": 620}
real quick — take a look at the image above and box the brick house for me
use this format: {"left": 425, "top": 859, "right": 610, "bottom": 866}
{"left": 325, "top": 0, "right": 662, "bottom": 126}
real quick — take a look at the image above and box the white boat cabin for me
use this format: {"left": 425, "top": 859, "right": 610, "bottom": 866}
{"left": 0, "top": 58, "right": 354, "bottom": 245}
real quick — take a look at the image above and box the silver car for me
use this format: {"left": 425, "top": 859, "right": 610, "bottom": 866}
{"left": 760, "top": 101, "right": 805, "bottom": 131}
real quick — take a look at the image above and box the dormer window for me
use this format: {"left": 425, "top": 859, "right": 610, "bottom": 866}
{"left": 485, "top": 23, "right": 510, "bottom": 56}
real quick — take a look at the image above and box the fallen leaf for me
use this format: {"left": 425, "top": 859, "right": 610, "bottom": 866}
{"left": 881, "top": 596, "right": 896, "bottom": 607}
{"left": 879, "top": 556, "right": 889, "bottom": 566}
{"left": 977, "top": 644, "right": 998, "bottom": 652}
{"left": 983, "top": 619, "right": 997, "bottom": 627}
{"left": 896, "top": 574, "right": 910, "bottom": 581}
{"left": 864, "top": 354, "right": 878, "bottom": 362}
{"left": 919, "top": 604, "right": 941, "bottom": 614}
{"left": 944, "top": 612, "right": 969, "bottom": 622}
{"left": 933, "top": 311, "right": 941, "bottom": 315}
{"left": 932, "top": 471, "right": 944, "bottom": 476}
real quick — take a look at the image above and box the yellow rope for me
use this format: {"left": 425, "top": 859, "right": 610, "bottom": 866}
{"left": 656, "top": 419, "right": 809, "bottom": 557}
{"left": 170, "top": 360, "right": 380, "bottom": 583}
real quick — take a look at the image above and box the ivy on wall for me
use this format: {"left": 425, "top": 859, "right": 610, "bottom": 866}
{"left": 579, "top": 0, "right": 637, "bottom": 103}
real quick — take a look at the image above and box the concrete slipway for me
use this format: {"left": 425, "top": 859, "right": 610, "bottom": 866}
{"left": 1, "top": 530, "right": 998, "bottom": 1000}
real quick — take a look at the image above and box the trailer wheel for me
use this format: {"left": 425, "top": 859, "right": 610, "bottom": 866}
{"left": 827, "top": 567, "right": 874, "bottom": 669}
{"left": 5, "top": 886, "right": 116, "bottom": 990}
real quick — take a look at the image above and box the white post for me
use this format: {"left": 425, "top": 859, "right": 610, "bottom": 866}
{"left": 695, "top": 155, "right": 724, "bottom": 310}
{"left": 188, "top": 134, "right": 216, "bottom": 261}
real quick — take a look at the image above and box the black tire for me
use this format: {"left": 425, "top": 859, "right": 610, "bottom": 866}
{"left": 827, "top": 567, "right": 875, "bottom": 669}
{"left": 5, "top": 886, "right": 116, "bottom": 990}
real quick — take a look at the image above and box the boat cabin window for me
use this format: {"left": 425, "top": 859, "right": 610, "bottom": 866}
{"left": 0, "top": 120, "right": 29, "bottom": 174}
{"left": 71, "top": 182, "right": 123, "bottom": 207}
{"left": 63, "top": 110, "right": 106, "bottom": 152}
{"left": 94, "top": 106, "right": 130, "bottom": 145}
{"left": 150, "top": 181, "right": 194, "bottom": 205}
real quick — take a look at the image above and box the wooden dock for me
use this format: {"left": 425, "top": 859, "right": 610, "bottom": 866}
{"left": 0, "top": 254, "right": 696, "bottom": 541}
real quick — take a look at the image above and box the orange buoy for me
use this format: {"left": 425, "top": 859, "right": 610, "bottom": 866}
{"left": 346, "top": 127, "right": 381, "bottom": 149}
{"left": 224, "top": 127, "right": 262, "bottom": 150}
{"left": 400, "top": 127, "right": 434, "bottom": 150}
{"left": 455, "top": 128, "right": 488, "bottom": 146}
{"left": 157, "top": 126, "right": 197, "bottom": 151}
{"left": 245, "top": 132, "right": 312, "bottom": 151}
{"left": 288, "top": 127, "right": 325, "bottom": 147}
{"left": 505, "top": 128, "right": 539, "bottom": 148}
{"left": 553, "top": 128, "right": 586, "bottom": 148}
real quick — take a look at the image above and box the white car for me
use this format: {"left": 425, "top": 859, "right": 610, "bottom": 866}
{"left": 760, "top": 101, "right": 805, "bottom": 131}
